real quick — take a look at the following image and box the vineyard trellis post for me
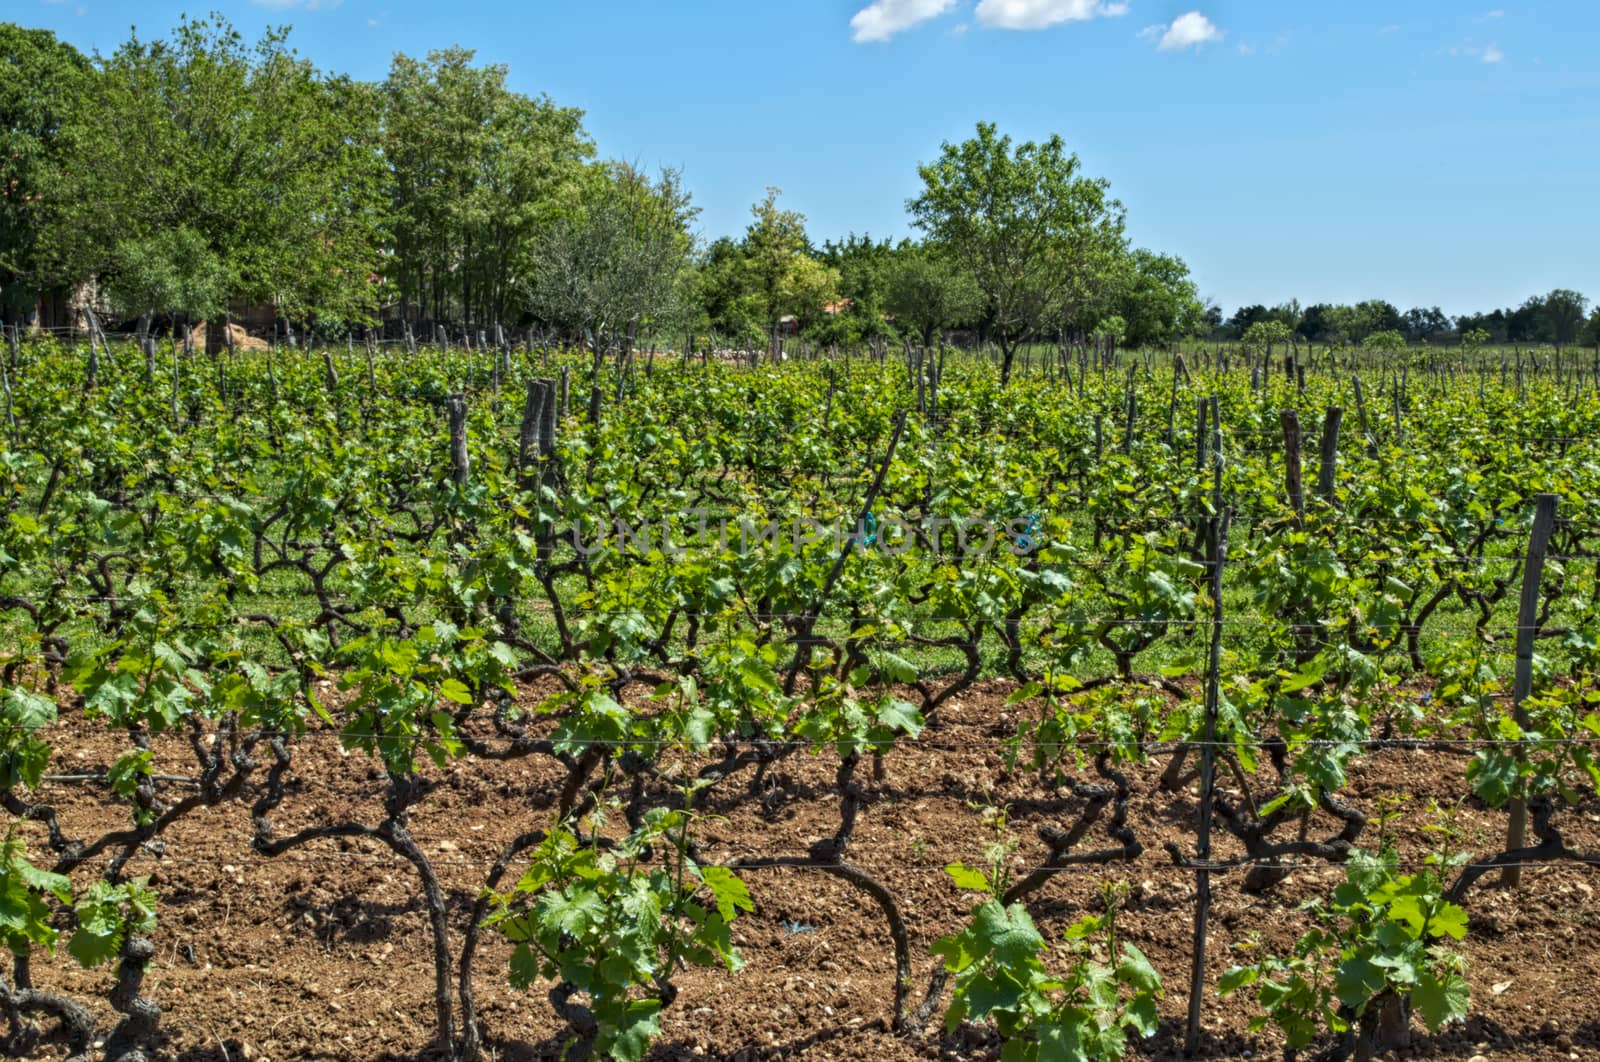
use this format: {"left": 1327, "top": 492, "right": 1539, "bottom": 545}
{"left": 1317, "top": 406, "right": 1342, "bottom": 505}
{"left": 1280, "top": 408, "right": 1304, "bottom": 524}
{"left": 1186, "top": 401, "right": 1228, "bottom": 1057}
{"left": 447, "top": 394, "right": 470, "bottom": 487}
{"left": 1502, "top": 492, "right": 1559, "bottom": 886}
{"left": 0, "top": 354, "right": 15, "bottom": 434}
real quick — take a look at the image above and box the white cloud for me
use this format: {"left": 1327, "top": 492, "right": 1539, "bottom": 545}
{"left": 1485, "top": 9, "right": 1505, "bottom": 17}
{"left": 1144, "top": 10, "right": 1223, "bottom": 51}
{"left": 849, "top": 0, "right": 958, "bottom": 42}
{"left": 250, "top": 0, "right": 342, "bottom": 9}
{"left": 1481, "top": 43, "right": 1504, "bottom": 62}
{"left": 974, "top": 0, "right": 1130, "bottom": 31}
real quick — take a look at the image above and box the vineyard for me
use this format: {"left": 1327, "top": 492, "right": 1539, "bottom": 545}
{"left": 4, "top": 331, "right": 1600, "bottom": 1062}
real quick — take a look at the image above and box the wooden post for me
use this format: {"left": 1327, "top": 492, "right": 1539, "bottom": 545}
{"left": 1280, "top": 409, "right": 1305, "bottom": 523}
{"left": 1123, "top": 371, "right": 1136, "bottom": 453}
{"left": 538, "top": 379, "right": 558, "bottom": 463}
{"left": 1185, "top": 423, "right": 1229, "bottom": 1057}
{"left": 1317, "top": 406, "right": 1342, "bottom": 505}
{"left": 0, "top": 356, "right": 15, "bottom": 433}
{"left": 1352, "top": 376, "right": 1375, "bottom": 457}
{"left": 517, "top": 379, "right": 548, "bottom": 491}
{"left": 83, "top": 308, "right": 101, "bottom": 392}
{"left": 1502, "top": 494, "right": 1559, "bottom": 887}
{"left": 447, "top": 394, "right": 470, "bottom": 487}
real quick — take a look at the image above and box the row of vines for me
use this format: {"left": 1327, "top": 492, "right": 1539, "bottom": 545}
{"left": 3, "top": 333, "right": 1600, "bottom": 1060}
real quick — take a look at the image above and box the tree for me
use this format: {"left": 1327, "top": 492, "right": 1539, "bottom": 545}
{"left": 1240, "top": 320, "right": 1291, "bottom": 355}
{"left": 1266, "top": 299, "right": 1302, "bottom": 332}
{"left": 1112, "top": 250, "right": 1201, "bottom": 346}
{"left": 743, "top": 187, "right": 837, "bottom": 358}
{"left": 818, "top": 233, "right": 898, "bottom": 343}
{"left": 1363, "top": 329, "right": 1407, "bottom": 356}
{"left": 883, "top": 245, "right": 983, "bottom": 347}
{"left": 1356, "top": 300, "right": 1404, "bottom": 337}
{"left": 102, "top": 228, "right": 230, "bottom": 328}
{"left": 908, "top": 122, "right": 1125, "bottom": 386}
{"left": 47, "top": 14, "right": 390, "bottom": 337}
{"left": 1541, "top": 289, "right": 1589, "bottom": 351}
{"left": 1323, "top": 301, "right": 1402, "bottom": 344}
{"left": 0, "top": 24, "right": 90, "bottom": 325}
{"left": 1403, "top": 306, "right": 1451, "bottom": 344}
{"left": 1229, "top": 305, "right": 1271, "bottom": 337}
{"left": 1583, "top": 308, "right": 1600, "bottom": 351}
{"left": 383, "top": 47, "right": 592, "bottom": 328}
{"left": 1506, "top": 296, "right": 1549, "bottom": 343}
{"left": 690, "top": 237, "right": 763, "bottom": 348}
{"left": 1296, "top": 304, "right": 1334, "bottom": 343}
{"left": 525, "top": 161, "right": 696, "bottom": 354}
{"left": 1456, "top": 308, "right": 1508, "bottom": 344}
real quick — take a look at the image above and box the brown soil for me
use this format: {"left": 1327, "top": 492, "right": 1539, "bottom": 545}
{"left": 15, "top": 680, "right": 1600, "bottom": 1061}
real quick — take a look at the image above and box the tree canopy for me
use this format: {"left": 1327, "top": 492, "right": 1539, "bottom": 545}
{"left": 908, "top": 121, "right": 1126, "bottom": 385}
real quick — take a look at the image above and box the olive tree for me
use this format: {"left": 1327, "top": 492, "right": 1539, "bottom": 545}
{"left": 525, "top": 161, "right": 696, "bottom": 415}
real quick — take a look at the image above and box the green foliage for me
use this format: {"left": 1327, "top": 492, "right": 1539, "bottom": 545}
{"left": 66, "top": 876, "right": 158, "bottom": 967}
{"left": 0, "top": 832, "right": 72, "bottom": 957}
{"left": 744, "top": 187, "right": 839, "bottom": 338}
{"left": 934, "top": 878, "right": 1161, "bottom": 1061}
{"left": 0, "top": 24, "right": 91, "bottom": 295}
{"left": 908, "top": 121, "right": 1126, "bottom": 383}
{"left": 489, "top": 806, "right": 751, "bottom": 1062}
{"left": 525, "top": 161, "right": 696, "bottom": 351}
{"left": 1241, "top": 320, "right": 1292, "bottom": 353}
{"left": 0, "top": 685, "right": 55, "bottom": 790}
{"left": 47, "top": 14, "right": 390, "bottom": 325}
{"left": 1221, "top": 848, "right": 1469, "bottom": 1052}
{"left": 383, "top": 45, "right": 593, "bottom": 327}
{"left": 884, "top": 244, "right": 983, "bottom": 346}
{"left": 1362, "top": 329, "right": 1407, "bottom": 355}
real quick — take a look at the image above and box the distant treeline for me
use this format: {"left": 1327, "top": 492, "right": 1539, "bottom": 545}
{"left": 3, "top": 16, "right": 1592, "bottom": 369}
{"left": 1218, "top": 294, "right": 1597, "bottom": 349}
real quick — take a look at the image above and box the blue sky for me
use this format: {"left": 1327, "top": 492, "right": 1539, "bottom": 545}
{"left": 17, "top": 0, "right": 1600, "bottom": 316}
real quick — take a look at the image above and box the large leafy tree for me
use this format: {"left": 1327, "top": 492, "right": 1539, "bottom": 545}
{"left": 382, "top": 47, "right": 592, "bottom": 330}
{"left": 46, "top": 14, "right": 389, "bottom": 337}
{"left": 0, "top": 24, "right": 90, "bottom": 323}
{"left": 883, "top": 244, "right": 983, "bottom": 347}
{"left": 1108, "top": 249, "right": 1202, "bottom": 347}
{"left": 1541, "top": 288, "right": 1589, "bottom": 351}
{"left": 818, "top": 233, "right": 898, "bottom": 343}
{"left": 690, "top": 237, "right": 765, "bottom": 348}
{"left": 1403, "top": 306, "right": 1452, "bottom": 344}
{"left": 908, "top": 122, "right": 1125, "bottom": 386}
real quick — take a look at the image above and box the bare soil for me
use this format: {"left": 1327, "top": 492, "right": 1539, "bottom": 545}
{"left": 16, "top": 680, "right": 1600, "bottom": 1061}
